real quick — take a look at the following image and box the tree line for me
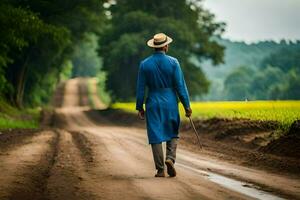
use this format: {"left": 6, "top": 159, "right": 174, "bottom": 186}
{"left": 223, "top": 41, "right": 300, "bottom": 100}
{"left": 202, "top": 39, "right": 300, "bottom": 101}
{"left": 1, "top": 0, "right": 299, "bottom": 107}
{"left": 0, "top": 0, "right": 106, "bottom": 107}
{"left": 1, "top": 0, "right": 226, "bottom": 107}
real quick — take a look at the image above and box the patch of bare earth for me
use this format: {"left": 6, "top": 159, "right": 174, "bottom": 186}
{"left": 180, "top": 118, "right": 300, "bottom": 176}
{"left": 0, "top": 129, "right": 56, "bottom": 200}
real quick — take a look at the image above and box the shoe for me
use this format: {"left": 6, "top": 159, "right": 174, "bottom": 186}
{"left": 155, "top": 169, "right": 165, "bottom": 177}
{"left": 165, "top": 159, "right": 176, "bottom": 177}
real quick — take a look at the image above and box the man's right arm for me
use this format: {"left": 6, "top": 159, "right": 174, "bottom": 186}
{"left": 136, "top": 63, "right": 146, "bottom": 120}
{"left": 173, "top": 59, "right": 192, "bottom": 117}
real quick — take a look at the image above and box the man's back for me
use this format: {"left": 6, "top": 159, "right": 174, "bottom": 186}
{"left": 141, "top": 51, "right": 178, "bottom": 91}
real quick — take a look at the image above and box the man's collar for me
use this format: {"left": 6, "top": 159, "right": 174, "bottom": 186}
{"left": 154, "top": 51, "right": 166, "bottom": 55}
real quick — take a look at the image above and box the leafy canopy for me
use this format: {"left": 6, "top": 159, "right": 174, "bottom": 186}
{"left": 99, "top": 0, "right": 225, "bottom": 101}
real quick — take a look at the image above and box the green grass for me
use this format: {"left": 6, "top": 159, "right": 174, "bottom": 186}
{"left": 87, "top": 79, "right": 96, "bottom": 109}
{"left": 87, "top": 76, "right": 111, "bottom": 108}
{"left": 95, "top": 73, "right": 111, "bottom": 106}
{"left": 112, "top": 101, "right": 300, "bottom": 129}
{"left": 0, "top": 98, "right": 40, "bottom": 130}
{"left": 0, "top": 118, "right": 39, "bottom": 129}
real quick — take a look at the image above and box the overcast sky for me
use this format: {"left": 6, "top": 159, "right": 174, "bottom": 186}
{"left": 202, "top": 0, "right": 300, "bottom": 43}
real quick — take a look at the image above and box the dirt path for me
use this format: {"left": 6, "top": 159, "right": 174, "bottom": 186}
{"left": 0, "top": 78, "right": 299, "bottom": 200}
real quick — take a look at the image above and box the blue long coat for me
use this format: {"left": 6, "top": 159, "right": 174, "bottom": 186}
{"left": 136, "top": 51, "right": 190, "bottom": 144}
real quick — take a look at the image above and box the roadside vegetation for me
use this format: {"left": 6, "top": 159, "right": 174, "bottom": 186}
{"left": 0, "top": 98, "right": 39, "bottom": 129}
{"left": 94, "top": 73, "right": 111, "bottom": 106}
{"left": 0, "top": 0, "right": 106, "bottom": 108}
{"left": 0, "top": 0, "right": 105, "bottom": 129}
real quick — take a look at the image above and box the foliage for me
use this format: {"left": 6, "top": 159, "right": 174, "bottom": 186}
{"left": 99, "top": 0, "right": 225, "bottom": 101}
{"left": 260, "top": 41, "right": 300, "bottom": 72}
{"left": 95, "top": 72, "right": 111, "bottom": 105}
{"left": 0, "top": 0, "right": 106, "bottom": 107}
{"left": 279, "top": 69, "right": 300, "bottom": 99}
{"left": 0, "top": 4, "right": 68, "bottom": 97}
{"left": 71, "top": 33, "right": 102, "bottom": 77}
{"left": 0, "top": 98, "right": 39, "bottom": 129}
{"left": 202, "top": 39, "right": 300, "bottom": 100}
{"left": 223, "top": 66, "right": 254, "bottom": 100}
{"left": 59, "top": 60, "right": 73, "bottom": 82}
{"left": 249, "top": 67, "right": 285, "bottom": 100}
{"left": 205, "top": 40, "right": 300, "bottom": 101}
{"left": 223, "top": 65, "right": 300, "bottom": 101}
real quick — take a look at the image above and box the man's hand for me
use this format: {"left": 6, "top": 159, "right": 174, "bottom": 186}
{"left": 138, "top": 109, "right": 145, "bottom": 120}
{"left": 185, "top": 107, "right": 192, "bottom": 117}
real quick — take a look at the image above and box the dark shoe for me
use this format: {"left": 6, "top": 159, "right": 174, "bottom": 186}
{"left": 165, "top": 159, "right": 176, "bottom": 177}
{"left": 155, "top": 169, "right": 165, "bottom": 177}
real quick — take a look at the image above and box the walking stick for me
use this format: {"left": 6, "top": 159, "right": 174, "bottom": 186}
{"left": 188, "top": 116, "right": 203, "bottom": 149}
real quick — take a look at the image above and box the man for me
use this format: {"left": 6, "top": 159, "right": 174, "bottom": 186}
{"left": 136, "top": 33, "right": 192, "bottom": 177}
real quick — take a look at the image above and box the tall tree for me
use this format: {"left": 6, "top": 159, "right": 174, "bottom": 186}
{"left": 99, "top": 0, "right": 225, "bottom": 101}
{"left": 71, "top": 33, "right": 102, "bottom": 77}
{"left": 0, "top": 0, "right": 106, "bottom": 107}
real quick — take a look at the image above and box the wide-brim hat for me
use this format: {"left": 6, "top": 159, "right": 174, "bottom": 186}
{"left": 147, "top": 33, "right": 173, "bottom": 48}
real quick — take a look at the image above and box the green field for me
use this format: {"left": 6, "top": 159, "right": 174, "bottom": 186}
{"left": 112, "top": 101, "right": 300, "bottom": 128}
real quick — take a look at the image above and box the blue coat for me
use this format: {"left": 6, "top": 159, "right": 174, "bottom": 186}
{"left": 136, "top": 51, "right": 190, "bottom": 144}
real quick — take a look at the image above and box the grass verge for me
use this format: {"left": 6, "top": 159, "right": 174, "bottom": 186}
{"left": 0, "top": 98, "right": 40, "bottom": 130}
{"left": 95, "top": 73, "right": 111, "bottom": 106}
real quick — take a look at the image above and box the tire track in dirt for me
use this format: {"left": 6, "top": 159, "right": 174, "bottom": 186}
{"left": 70, "top": 128, "right": 154, "bottom": 200}
{"left": 0, "top": 131, "right": 57, "bottom": 200}
{"left": 79, "top": 127, "right": 248, "bottom": 200}
{"left": 45, "top": 129, "right": 98, "bottom": 200}
{"left": 0, "top": 129, "right": 39, "bottom": 151}
{"left": 70, "top": 131, "right": 95, "bottom": 164}
{"left": 0, "top": 128, "right": 102, "bottom": 200}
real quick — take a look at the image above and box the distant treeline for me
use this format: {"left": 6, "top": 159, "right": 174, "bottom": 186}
{"left": 0, "top": 0, "right": 105, "bottom": 107}
{"left": 203, "top": 40, "right": 300, "bottom": 100}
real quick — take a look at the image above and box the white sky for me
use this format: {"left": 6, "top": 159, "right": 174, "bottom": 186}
{"left": 202, "top": 0, "right": 300, "bottom": 43}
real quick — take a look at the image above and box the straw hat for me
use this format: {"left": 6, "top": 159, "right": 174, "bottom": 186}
{"left": 147, "top": 33, "right": 173, "bottom": 48}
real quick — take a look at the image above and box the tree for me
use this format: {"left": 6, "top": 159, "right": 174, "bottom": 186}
{"left": 0, "top": 0, "right": 106, "bottom": 107}
{"left": 260, "top": 41, "right": 300, "bottom": 72}
{"left": 249, "top": 66, "right": 285, "bottom": 100}
{"left": 99, "top": 0, "right": 225, "bottom": 101}
{"left": 223, "top": 66, "right": 254, "bottom": 100}
{"left": 71, "top": 33, "right": 102, "bottom": 77}
{"left": 281, "top": 69, "right": 300, "bottom": 100}
{"left": 0, "top": 3, "right": 70, "bottom": 106}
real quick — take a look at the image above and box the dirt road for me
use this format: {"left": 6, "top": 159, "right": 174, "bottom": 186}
{"left": 0, "top": 78, "right": 299, "bottom": 200}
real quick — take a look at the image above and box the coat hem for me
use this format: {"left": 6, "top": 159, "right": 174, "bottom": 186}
{"left": 148, "top": 135, "right": 179, "bottom": 144}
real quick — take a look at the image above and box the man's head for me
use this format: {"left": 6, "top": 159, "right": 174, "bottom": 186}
{"left": 147, "top": 33, "right": 172, "bottom": 52}
{"left": 155, "top": 44, "right": 169, "bottom": 52}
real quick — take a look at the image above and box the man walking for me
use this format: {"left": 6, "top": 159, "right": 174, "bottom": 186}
{"left": 136, "top": 33, "right": 192, "bottom": 177}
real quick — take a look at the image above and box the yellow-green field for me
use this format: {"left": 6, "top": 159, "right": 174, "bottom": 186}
{"left": 112, "top": 101, "right": 300, "bottom": 127}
